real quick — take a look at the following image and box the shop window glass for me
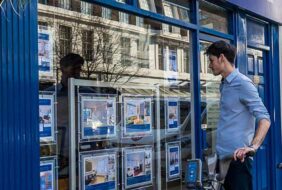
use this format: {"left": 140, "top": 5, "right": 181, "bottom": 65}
{"left": 162, "top": 0, "right": 191, "bottom": 23}
{"left": 199, "top": 40, "right": 229, "bottom": 185}
{"left": 199, "top": 1, "right": 229, "bottom": 33}
{"left": 38, "top": 3, "right": 192, "bottom": 190}
{"left": 247, "top": 19, "right": 266, "bottom": 45}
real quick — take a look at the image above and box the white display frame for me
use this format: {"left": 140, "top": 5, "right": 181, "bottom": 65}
{"left": 122, "top": 96, "right": 153, "bottom": 137}
{"left": 40, "top": 157, "right": 57, "bottom": 190}
{"left": 79, "top": 94, "right": 117, "bottom": 141}
{"left": 38, "top": 24, "right": 54, "bottom": 80}
{"left": 166, "top": 141, "right": 181, "bottom": 181}
{"left": 80, "top": 149, "right": 118, "bottom": 190}
{"left": 123, "top": 146, "right": 153, "bottom": 189}
{"left": 39, "top": 93, "right": 55, "bottom": 143}
{"left": 165, "top": 98, "right": 180, "bottom": 134}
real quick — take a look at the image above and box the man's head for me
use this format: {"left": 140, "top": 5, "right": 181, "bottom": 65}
{"left": 60, "top": 53, "right": 84, "bottom": 86}
{"left": 205, "top": 41, "right": 236, "bottom": 76}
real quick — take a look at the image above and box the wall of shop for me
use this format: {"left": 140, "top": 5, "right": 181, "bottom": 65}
{"left": 0, "top": 0, "right": 282, "bottom": 190}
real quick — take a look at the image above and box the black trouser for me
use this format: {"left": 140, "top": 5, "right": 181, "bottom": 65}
{"left": 223, "top": 157, "right": 253, "bottom": 190}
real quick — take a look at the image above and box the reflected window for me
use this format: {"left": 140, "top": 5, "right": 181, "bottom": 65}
{"left": 82, "top": 30, "right": 94, "bottom": 61}
{"left": 136, "top": 16, "right": 144, "bottom": 27}
{"left": 81, "top": 1, "right": 93, "bottom": 15}
{"left": 102, "top": 7, "right": 112, "bottom": 20}
{"left": 117, "top": 0, "right": 129, "bottom": 24}
{"left": 199, "top": 1, "right": 229, "bottom": 33}
{"left": 247, "top": 19, "right": 266, "bottom": 45}
{"left": 58, "top": 0, "right": 70, "bottom": 9}
{"left": 59, "top": 25, "right": 72, "bottom": 57}
{"left": 138, "top": 0, "right": 156, "bottom": 12}
{"left": 163, "top": 0, "right": 191, "bottom": 22}
{"left": 121, "top": 37, "right": 131, "bottom": 66}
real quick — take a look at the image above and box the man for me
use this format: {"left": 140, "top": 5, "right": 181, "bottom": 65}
{"left": 205, "top": 41, "right": 271, "bottom": 190}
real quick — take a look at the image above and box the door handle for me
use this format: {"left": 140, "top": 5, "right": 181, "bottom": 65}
{"left": 277, "top": 163, "right": 282, "bottom": 169}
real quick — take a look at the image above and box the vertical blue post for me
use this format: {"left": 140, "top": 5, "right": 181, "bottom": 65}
{"left": 0, "top": 0, "right": 39, "bottom": 189}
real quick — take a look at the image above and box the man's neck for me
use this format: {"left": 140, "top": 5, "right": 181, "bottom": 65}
{"left": 221, "top": 65, "right": 235, "bottom": 79}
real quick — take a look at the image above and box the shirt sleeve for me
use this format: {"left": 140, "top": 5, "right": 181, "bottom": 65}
{"left": 239, "top": 79, "right": 270, "bottom": 122}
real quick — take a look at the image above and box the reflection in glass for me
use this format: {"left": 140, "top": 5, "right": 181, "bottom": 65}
{"left": 199, "top": 40, "right": 221, "bottom": 158}
{"left": 199, "top": 1, "right": 229, "bottom": 33}
{"left": 38, "top": 2, "right": 192, "bottom": 190}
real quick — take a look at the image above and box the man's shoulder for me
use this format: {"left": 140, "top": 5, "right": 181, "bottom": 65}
{"left": 235, "top": 72, "right": 257, "bottom": 91}
{"left": 235, "top": 72, "right": 253, "bottom": 84}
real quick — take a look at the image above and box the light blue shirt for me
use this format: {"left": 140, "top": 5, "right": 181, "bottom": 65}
{"left": 216, "top": 69, "right": 270, "bottom": 159}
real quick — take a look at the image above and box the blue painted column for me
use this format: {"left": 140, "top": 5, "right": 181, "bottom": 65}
{"left": 0, "top": 0, "right": 39, "bottom": 189}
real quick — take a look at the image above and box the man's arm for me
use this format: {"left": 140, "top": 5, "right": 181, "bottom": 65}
{"left": 234, "top": 79, "right": 271, "bottom": 162}
{"left": 233, "top": 119, "right": 270, "bottom": 162}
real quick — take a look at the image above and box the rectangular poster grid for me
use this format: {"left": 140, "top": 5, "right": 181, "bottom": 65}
{"left": 38, "top": 25, "right": 54, "bottom": 79}
{"left": 80, "top": 95, "right": 117, "bottom": 140}
{"left": 40, "top": 158, "right": 56, "bottom": 190}
{"left": 123, "top": 96, "right": 153, "bottom": 137}
{"left": 166, "top": 142, "right": 181, "bottom": 181}
{"left": 80, "top": 150, "right": 118, "bottom": 190}
{"left": 39, "top": 94, "right": 55, "bottom": 142}
{"left": 123, "top": 146, "right": 153, "bottom": 189}
{"left": 166, "top": 98, "right": 180, "bottom": 133}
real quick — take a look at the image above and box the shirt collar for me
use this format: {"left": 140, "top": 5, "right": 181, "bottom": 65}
{"left": 224, "top": 69, "right": 239, "bottom": 84}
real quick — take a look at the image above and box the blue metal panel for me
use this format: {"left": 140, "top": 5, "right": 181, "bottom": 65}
{"left": 199, "top": 27, "right": 234, "bottom": 41}
{"left": 192, "top": 0, "right": 203, "bottom": 159}
{"left": 270, "top": 24, "right": 282, "bottom": 190}
{"left": 227, "top": 0, "right": 282, "bottom": 24}
{"left": 0, "top": 0, "right": 39, "bottom": 189}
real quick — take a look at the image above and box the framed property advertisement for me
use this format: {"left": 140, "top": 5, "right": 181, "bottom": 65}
{"left": 80, "top": 95, "right": 117, "bottom": 140}
{"left": 123, "top": 146, "right": 153, "bottom": 189}
{"left": 39, "top": 94, "right": 55, "bottom": 142}
{"left": 166, "top": 142, "right": 181, "bottom": 181}
{"left": 40, "top": 158, "right": 56, "bottom": 190}
{"left": 123, "top": 96, "right": 152, "bottom": 137}
{"left": 166, "top": 98, "right": 180, "bottom": 133}
{"left": 38, "top": 25, "right": 54, "bottom": 79}
{"left": 80, "top": 150, "right": 118, "bottom": 190}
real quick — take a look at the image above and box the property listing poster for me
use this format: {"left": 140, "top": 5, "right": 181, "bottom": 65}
{"left": 40, "top": 159, "right": 55, "bottom": 190}
{"left": 38, "top": 25, "right": 53, "bottom": 78}
{"left": 123, "top": 97, "right": 152, "bottom": 136}
{"left": 124, "top": 146, "right": 153, "bottom": 189}
{"left": 39, "top": 94, "right": 54, "bottom": 142}
{"left": 166, "top": 142, "right": 181, "bottom": 181}
{"left": 166, "top": 99, "right": 180, "bottom": 132}
{"left": 81, "top": 96, "right": 116, "bottom": 139}
{"left": 81, "top": 152, "right": 117, "bottom": 190}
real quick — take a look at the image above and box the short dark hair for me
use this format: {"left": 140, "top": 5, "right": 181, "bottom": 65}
{"left": 205, "top": 41, "right": 237, "bottom": 64}
{"left": 59, "top": 53, "right": 84, "bottom": 68}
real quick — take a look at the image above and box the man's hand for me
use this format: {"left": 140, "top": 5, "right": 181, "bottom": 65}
{"left": 233, "top": 146, "right": 256, "bottom": 162}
